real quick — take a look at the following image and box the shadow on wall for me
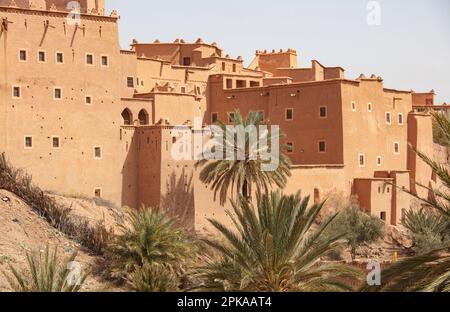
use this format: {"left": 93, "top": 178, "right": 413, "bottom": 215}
{"left": 161, "top": 170, "right": 195, "bottom": 233}
{"left": 121, "top": 128, "right": 139, "bottom": 209}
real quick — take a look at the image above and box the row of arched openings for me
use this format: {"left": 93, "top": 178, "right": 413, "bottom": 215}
{"left": 121, "top": 108, "right": 149, "bottom": 125}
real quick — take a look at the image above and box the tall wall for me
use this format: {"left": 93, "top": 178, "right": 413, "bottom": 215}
{"left": 0, "top": 6, "right": 128, "bottom": 203}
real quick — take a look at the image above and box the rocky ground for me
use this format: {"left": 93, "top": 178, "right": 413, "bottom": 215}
{"left": 0, "top": 189, "right": 125, "bottom": 292}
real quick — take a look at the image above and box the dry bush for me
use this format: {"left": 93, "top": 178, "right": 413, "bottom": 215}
{"left": 0, "top": 153, "right": 114, "bottom": 254}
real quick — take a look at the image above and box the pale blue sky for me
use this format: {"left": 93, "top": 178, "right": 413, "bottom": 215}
{"left": 107, "top": 0, "right": 450, "bottom": 103}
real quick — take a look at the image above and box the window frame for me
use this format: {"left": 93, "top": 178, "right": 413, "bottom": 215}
{"left": 127, "top": 77, "right": 135, "bottom": 88}
{"left": 24, "top": 136, "right": 33, "bottom": 149}
{"left": 318, "top": 140, "right": 327, "bottom": 153}
{"left": 53, "top": 87, "right": 62, "bottom": 100}
{"left": 386, "top": 112, "right": 392, "bottom": 125}
{"left": 358, "top": 153, "right": 366, "bottom": 168}
{"left": 37, "top": 50, "right": 46, "bottom": 63}
{"left": 51, "top": 136, "right": 60, "bottom": 149}
{"left": 12, "top": 85, "right": 21, "bottom": 99}
{"left": 100, "top": 54, "right": 109, "bottom": 68}
{"left": 398, "top": 113, "right": 404, "bottom": 125}
{"left": 285, "top": 108, "right": 294, "bottom": 121}
{"left": 85, "top": 95, "right": 93, "bottom": 105}
{"left": 319, "top": 106, "right": 327, "bottom": 119}
{"left": 55, "top": 51, "right": 64, "bottom": 64}
{"left": 394, "top": 142, "right": 400, "bottom": 155}
{"left": 286, "top": 142, "right": 294, "bottom": 154}
{"left": 93, "top": 146, "right": 103, "bottom": 160}
{"left": 18, "top": 49, "right": 27, "bottom": 62}
{"left": 85, "top": 53, "right": 94, "bottom": 66}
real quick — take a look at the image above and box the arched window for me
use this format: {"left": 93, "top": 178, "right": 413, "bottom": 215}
{"left": 138, "top": 109, "right": 149, "bottom": 125}
{"left": 121, "top": 108, "right": 133, "bottom": 125}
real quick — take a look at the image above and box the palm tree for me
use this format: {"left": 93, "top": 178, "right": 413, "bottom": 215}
{"left": 362, "top": 112, "right": 450, "bottom": 292}
{"left": 196, "top": 110, "right": 292, "bottom": 205}
{"left": 106, "top": 207, "right": 194, "bottom": 287}
{"left": 195, "top": 191, "right": 363, "bottom": 292}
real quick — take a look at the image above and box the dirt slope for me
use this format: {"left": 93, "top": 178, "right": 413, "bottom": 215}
{"left": 0, "top": 190, "right": 122, "bottom": 292}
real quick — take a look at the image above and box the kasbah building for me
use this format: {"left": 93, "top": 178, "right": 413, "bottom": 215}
{"left": 1, "top": 0, "right": 448, "bottom": 232}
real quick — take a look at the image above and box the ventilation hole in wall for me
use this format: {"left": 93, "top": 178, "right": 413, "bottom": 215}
{"left": 46, "top": 87, "right": 49, "bottom": 89}
{"left": 31, "top": 106, "right": 33, "bottom": 109}
{"left": 12, "top": 105, "right": 15, "bottom": 108}
{"left": 27, "top": 86, "right": 30, "bottom": 88}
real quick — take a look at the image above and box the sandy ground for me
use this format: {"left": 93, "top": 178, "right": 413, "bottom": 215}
{"left": 0, "top": 190, "right": 123, "bottom": 292}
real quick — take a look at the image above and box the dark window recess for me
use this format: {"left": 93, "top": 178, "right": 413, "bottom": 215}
{"left": 287, "top": 143, "right": 294, "bottom": 153}
{"left": 226, "top": 79, "right": 233, "bottom": 89}
{"left": 38, "top": 51, "right": 45, "bottom": 62}
{"left": 286, "top": 109, "right": 293, "bottom": 120}
{"left": 52, "top": 137, "right": 60, "bottom": 148}
{"left": 56, "top": 53, "right": 64, "bottom": 63}
{"left": 319, "top": 141, "right": 326, "bottom": 152}
{"left": 183, "top": 57, "right": 191, "bottom": 66}
{"left": 211, "top": 113, "right": 218, "bottom": 123}
{"left": 25, "top": 137, "right": 32, "bottom": 148}
{"left": 319, "top": 107, "right": 327, "bottom": 118}
{"left": 54, "top": 88, "right": 62, "bottom": 99}
{"left": 13, "top": 87, "right": 20, "bottom": 98}
{"left": 101, "top": 56, "right": 108, "bottom": 66}
{"left": 86, "top": 54, "right": 94, "bottom": 65}
{"left": 127, "top": 77, "right": 134, "bottom": 88}
{"left": 19, "top": 50, "right": 27, "bottom": 61}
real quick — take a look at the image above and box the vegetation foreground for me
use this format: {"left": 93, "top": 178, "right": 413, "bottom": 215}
{"left": 0, "top": 110, "right": 448, "bottom": 292}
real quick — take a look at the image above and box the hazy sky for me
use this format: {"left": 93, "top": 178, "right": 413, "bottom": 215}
{"left": 107, "top": 0, "right": 450, "bottom": 103}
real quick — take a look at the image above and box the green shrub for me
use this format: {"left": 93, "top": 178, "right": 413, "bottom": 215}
{"left": 2, "top": 246, "right": 88, "bottom": 292}
{"left": 128, "top": 263, "right": 179, "bottom": 292}
{"left": 328, "top": 205, "right": 385, "bottom": 260}
{"left": 106, "top": 207, "right": 194, "bottom": 290}
{"left": 403, "top": 208, "right": 450, "bottom": 254}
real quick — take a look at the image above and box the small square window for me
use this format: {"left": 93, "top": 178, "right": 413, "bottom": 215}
{"left": 127, "top": 77, "right": 134, "bottom": 88}
{"left": 386, "top": 112, "right": 391, "bottom": 125}
{"left": 101, "top": 55, "right": 108, "bottom": 67}
{"left": 183, "top": 57, "right": 191, "bottom": 66}
{"left": 377, "top": 156, "right": 382, "bottom": 167}
{"left": 85, "top": 96, "right": 92, "bottom": 105}
{"left": 368, "top": 103, "right": 373, "bottom": 112}
{"left": 54, "top": 88, "right": 62, "bottom": 100}
{"left": 398, "top": 113, "right": 404, "bottom": 125}
{"left": 94, "top": 188, "right": 102, "bottom": 198}
{"left": 319, "top": 141, "right": 326, "bottom": 153}
{"left": 359, "top": 154, "right": 365, "bottom": 167}
{"left": 287, "top": 142, "right": 294, "bottom": 153}
{"left": 228, "top": 112, "right": 235, "bottom": 123}
{"left": 56, "top": 52, "right": 64, "bottom": 64}
{"left": 286, "top": 109, "right": 294, "bottom": 121}
{"left": 319, "top": 106, "right": 327, "bottom": 118}
{"left": 52, "top": 137, "right": 60, "bottom": 149}
{"left": 24, "top": 136, "right": 33, "bottom": 148}
{"left": 12, "top": 86, "right": 21, "bottom": 98}
{"left": 380, "top": 212, "right": 387, "bottom": 221}
{"left": 38, "top": 51, "right": 46, "bottom": 63}
{"left": 86, "top": 54, "right": 94, "bottom": 65}
{"left": 19, "top": 49, "right": 27, "bottom": 62}
{"left": 94, "top": 146, "right": 102, "bottom": 159}
{"left": 211, "top": 112, "right": 218, "bottom": 123}
{"left": 351, "top": 101, "right": 357, "bottom": 112}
